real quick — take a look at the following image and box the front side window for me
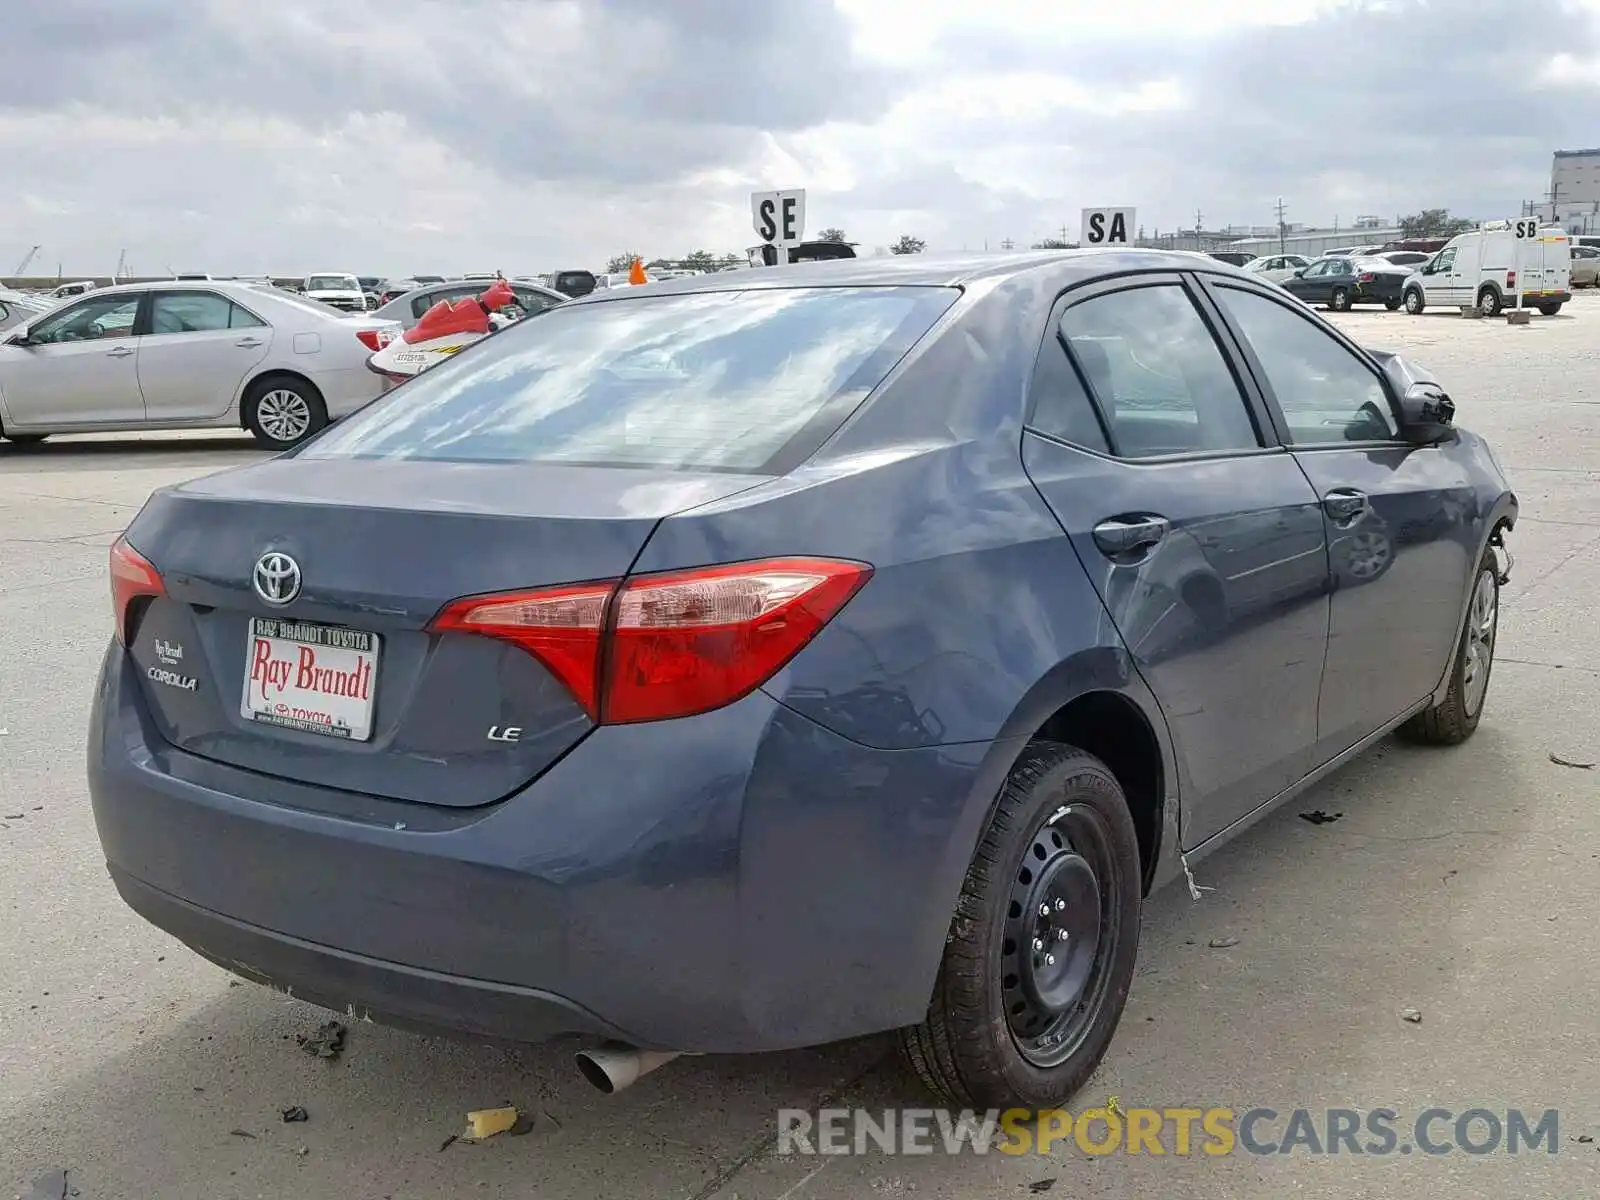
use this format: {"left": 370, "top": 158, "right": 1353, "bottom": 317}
{"left": 1213, "top": 286, "right": 1397, "bottom": 445}
{"left": 299, "top": 286, "right": 958, "bottom": 472}
{"left": 1057, "top": 284, "right": 1261, "bottom": 459}
{"left": 27, "top": 294, "right": 141, "bottom": 344}
{"left": 1433, "top": 248, "right": 1457, "bottom": 273}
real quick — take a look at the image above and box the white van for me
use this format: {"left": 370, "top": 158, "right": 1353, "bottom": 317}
{"left": 1401, "top": 222, "right": 1571, "bottom": 316}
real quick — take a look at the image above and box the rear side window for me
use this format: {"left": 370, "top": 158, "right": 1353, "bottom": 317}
{"left": 300, "top": 286, "right": 958, "bottom": 472}
{"left": 1027, "top": 334, "right": 1110, "bottom": 453}
{"left": 1057, "top": 285, "right": 1261, "bottom": 459}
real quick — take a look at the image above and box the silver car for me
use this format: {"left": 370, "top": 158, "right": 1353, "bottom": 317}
{"left": 373, "top": 280, "right": 567, "bottom": 330}
{"left": 0, "top": 281, "right": 400, "bottom": 449}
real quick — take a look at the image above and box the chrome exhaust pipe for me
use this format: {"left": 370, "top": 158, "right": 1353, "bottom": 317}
{"left": 574, "top": 1045, "right": 684, "bottom": 1094}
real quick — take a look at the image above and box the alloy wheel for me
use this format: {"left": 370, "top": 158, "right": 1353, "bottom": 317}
{"left": 257, "top": 390, "right": 312, "bottom": 444}
{"left": 1461, "top": 568, "right": 1497, "bottom": 717}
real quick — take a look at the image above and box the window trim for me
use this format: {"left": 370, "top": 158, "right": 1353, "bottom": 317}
{"left": 1195, "top": 275, "right": 1407, "bottom": 452}
{"left": 1023, "top": 272, "right": 1282, "bottom": 465}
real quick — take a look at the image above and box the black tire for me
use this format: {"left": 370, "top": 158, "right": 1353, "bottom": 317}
{"left": 242, "top": 376, "right": 328, "bottom": 450}
{"left": 1404, "top": 288, "right": 1425, "bottom": 315}
{"left": 899, "top": 742, "right": 1142, "bottom": 1109}
{"left": 1538, "top": 301, "right": 1563, "bottom": 316}
{"left": 1329, "top": 287, "right": 1352, "bottom": 312}
{"left": 1384, "top": 299, "right": 1402, "bottom": 311}
{"left": 1476, "top": 286, "right": 1502, "bottom": 318}
{"left": 1400, "top": 547, "right": 1498, "bottom": 746}
{"left": 2, "top": 433, "right": 49, "bottom": 445}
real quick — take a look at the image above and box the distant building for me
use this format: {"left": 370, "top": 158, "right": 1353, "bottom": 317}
{"left": 1208, "top": 225, "right": 1405, "bottom": 259}
{"left": 1544, "top": 149, "right": 1600, "bottom": 235}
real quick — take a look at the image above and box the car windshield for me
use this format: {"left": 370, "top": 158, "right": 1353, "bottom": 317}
{"left": 299, "top": 285, "right": 958, "bottom": 473}
{"left": 308, "top": 276, "right": 357, "bottom": 290}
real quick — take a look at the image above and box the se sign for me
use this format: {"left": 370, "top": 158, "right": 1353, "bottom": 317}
{"left": 752, "top": 190, "right": 807, "bottom": 247}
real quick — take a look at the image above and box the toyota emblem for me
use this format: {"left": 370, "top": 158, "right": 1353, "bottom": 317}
{"left": 253, "top": 552, "right": 302, "bottom": 606}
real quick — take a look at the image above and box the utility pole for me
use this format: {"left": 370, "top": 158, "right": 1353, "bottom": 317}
{"left": 1000, "top": 237, "right": 1015, "bottom": 251}
{"left": 1194, "top": 209, "right": 1204, "bottom": 249}
{"left": 1274, "top": 197, "right": 1288, "bottom": 255}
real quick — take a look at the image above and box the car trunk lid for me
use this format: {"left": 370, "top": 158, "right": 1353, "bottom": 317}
{"left": 120, "top": 458, "right": 765, "bottom": 807}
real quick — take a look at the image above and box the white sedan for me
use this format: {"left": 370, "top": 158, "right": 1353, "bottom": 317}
{"left": 1241, "top": 254, "right": 1312, "bottom": 284}
{"left": 0, "top": 281, "right": 400, "bottom": 449}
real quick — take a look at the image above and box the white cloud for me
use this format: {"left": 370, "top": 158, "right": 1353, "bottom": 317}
{"left": 4, "top": 0, "right": 1600, "bottom": 275}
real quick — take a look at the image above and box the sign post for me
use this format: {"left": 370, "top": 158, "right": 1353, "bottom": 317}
{"left": 1511, "top": 217, "right": 1539, "bottom": 321}
{"left": 1079, "top": 207, "right": 1136, "bottom": 247}
{"left": 752, "top": 189, "right": 807, "bottom": 266}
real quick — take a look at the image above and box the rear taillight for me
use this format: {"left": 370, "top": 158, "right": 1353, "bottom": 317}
{"left": 1506, "top": 270, "right": 1517, "bottom": 289}
{"left": 1359, "top": 272, "right": 1375, "bottom": 283}
{"left": 356, "top": 328, "right": 394, "bottom": 352}
{"left": 110, "top": 535, "right": 165, "bottom": 645}
{"left": 428, "top": 558, "right": 872, "bottom": 724}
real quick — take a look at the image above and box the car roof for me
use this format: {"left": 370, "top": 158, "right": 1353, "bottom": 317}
{"left": 565, "top": 248, "right": 1240, "bottom": 304}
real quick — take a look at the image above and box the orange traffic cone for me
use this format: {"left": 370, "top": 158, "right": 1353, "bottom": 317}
{"left": 629, "top": 258, "right": 648, "bottom": 285}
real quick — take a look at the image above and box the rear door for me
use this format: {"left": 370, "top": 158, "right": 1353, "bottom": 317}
{"left": 1020, "top": 273, "right": 1330, "bottom": 849}
{"left": 1204, "top": 279, "right": 1477, "bottom": 762}
{"left": 136, "top": 290, "right": 272, "bottom": 422}
{"left": 0, "top": 292, "right": 146, "bottom": 428}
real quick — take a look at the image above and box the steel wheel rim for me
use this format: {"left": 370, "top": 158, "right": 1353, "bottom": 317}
{"left": 1001, "top": 803, "right": 1121, "bottom": 1068}
{"left": 1405, "top": 292, "right": 1421, "bottom": 313}
{"left": 1462, "top": 568, "right": 1497, "bottom": 716}
{"left": 258, "top": 390, "right": 311, "bottom": 443}
{"left": 1345, "top": 532, "right": 1391, "bottom": 579}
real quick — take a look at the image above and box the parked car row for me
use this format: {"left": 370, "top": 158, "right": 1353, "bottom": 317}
{"left": 1245, "top": 224, "right": 1576, "bottom": 317}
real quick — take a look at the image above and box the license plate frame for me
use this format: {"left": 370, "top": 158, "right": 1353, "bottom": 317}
{"left": 240, "top": 617, "right": 381, "bottom": 741}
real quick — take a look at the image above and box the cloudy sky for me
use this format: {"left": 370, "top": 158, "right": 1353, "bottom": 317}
{"left": 5, "top": 0, "right": 1600, "bottom": 276}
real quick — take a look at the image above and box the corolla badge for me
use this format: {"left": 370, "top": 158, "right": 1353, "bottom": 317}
{"left": 253, "top": 552, "right": 301, "bottom": 606}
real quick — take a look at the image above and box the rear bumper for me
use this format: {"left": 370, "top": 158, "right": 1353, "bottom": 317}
{"left": 1517, "top": 290, "right": 1571, "bottom": 305}
{"left": 89, "top": 641, "right": 1012, "bottom": 1052}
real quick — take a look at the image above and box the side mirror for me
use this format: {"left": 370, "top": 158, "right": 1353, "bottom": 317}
{"left": 1292, "top": 268, "right": 1305, "bottom": 278}
{"left": 1399, "top": 382, "right": 1454, "bottom": 444}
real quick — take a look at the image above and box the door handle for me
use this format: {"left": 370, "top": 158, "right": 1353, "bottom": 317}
{"left": 1093, "top": 515, "right": 1170, "bottom": 558}
{"left": 235, "top": 337, "right": 264, "bottom": 348}
{"left": 105, "top": 345, "right": 134, "bottom": 358}
{"left": 1323, "top": 488, "right": 1369, "bottom": 524}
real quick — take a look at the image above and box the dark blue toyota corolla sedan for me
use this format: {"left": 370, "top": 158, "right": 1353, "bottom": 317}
{"left": 90, "top": 249, "right": 1515, "bottom": 1108}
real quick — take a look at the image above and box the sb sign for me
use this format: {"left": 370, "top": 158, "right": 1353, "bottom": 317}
{"left": 1080, "top": 207, "right": 1135, "bottom": 247}
{"left": 1512, "top": 218, "right": 1541, "bottom": 240}
{"left": 752, "top": 189, "right": 807, "bottom": 247}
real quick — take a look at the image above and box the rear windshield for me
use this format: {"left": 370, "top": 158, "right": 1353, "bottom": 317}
{"left": 299, "top": 285, "right": 958, "bottom": 473}
{"left": 307, "top": 276, "right": 358, "bottom": 290}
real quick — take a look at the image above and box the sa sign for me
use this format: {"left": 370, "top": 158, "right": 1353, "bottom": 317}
{"left": 1512, "top": 217, "right": 1541, "bottom": 240}
{"left": 752, "top": 189, "right": 807, "bottom": 246}
{"left": 1080, "top": 207, "right": 1134, "bottom": 247}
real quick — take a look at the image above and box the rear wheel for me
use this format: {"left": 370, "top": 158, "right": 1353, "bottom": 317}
{"left": 243, "top": 377, "right": 328, "bottom": 450}
{"left": 1329, "top": 287, "right": 1352, "bottom": 312}
{"left": 1385, "top": 299, "right": 1402, "bottom": 311}
{"left": 1538, "top": 301, "right": 1563, "bottom": 316}
{"left": 1476, "top": 286, "right": 1502, "bottom": 317}
{"left": 1404, "top": 288, "right": 1425, "bottom": 315}
{"left": 899, "top": 742, "right": 1142, "bottom": 1109}
{"left": 1400, "top": 548, "right": 1498, "bottom": 745}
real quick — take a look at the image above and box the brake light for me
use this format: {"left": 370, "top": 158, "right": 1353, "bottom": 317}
{"left": 1506, "top": 270, "right": 1517, "bottom": 289}
{"left": 1359, "top": 272, "right": 1375, "bottom": 283}
{"left": 109, "top": 535, "right": 165, "bottom": 644}
{"left": 355, "top": 328, "right": 395, "bottom": 352}
{"left": 428, "top": 558, "right": 872, "bottom": 724}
